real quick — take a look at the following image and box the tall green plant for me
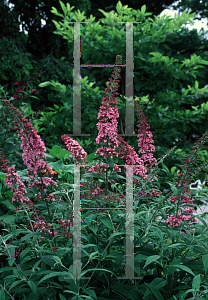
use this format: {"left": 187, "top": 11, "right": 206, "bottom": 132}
{"left": 34, "top": 0, "right": 208, "bottom": 155}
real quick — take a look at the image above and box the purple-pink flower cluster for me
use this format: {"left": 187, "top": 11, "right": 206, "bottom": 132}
{"left": 61, "top": 135, "right": 89, "bottom": 165}
{"left": 0, "top": 98, "right": 73, "bottom": 244}
{"left": 164, "top": 139, "right": 208, "bottom": 228}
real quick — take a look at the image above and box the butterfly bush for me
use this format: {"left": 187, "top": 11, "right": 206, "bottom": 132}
{"left": 0, "top": 54, "right": 205, "bottom": 254}
{"left": 61, "top": 55, "right": 158, "bottom": 204}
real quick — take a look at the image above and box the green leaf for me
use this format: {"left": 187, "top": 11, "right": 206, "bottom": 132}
{"left": 30, "top": 95, "right": 39, "bottom": 99}
{"left": 49, "top": 145, "right": 71, "bottom": 160}
{"left": 66, "top": 3, "right": 71, "bottom": 11}
{"left": 37, "top": 271, "right": 73, "bottom": 286}
{"left": 88, "top": 226, "right": 98, "bottom": 235}
{"left": 0, "top": 288, "right": 6, "bottom": 300}
{"left": 100, "top": 216, "right": 114, "bottom": 230}
{"left": 141, "top": 4, "right": 146, "bottom": 14}
{"left": 0, "top": 214, "right": 15, "bottom": 224}
{"left": 81, "top": 172, "right": 104, "bottom": 180}
{"left": 18, "top": 248, "right": 32, "bottom": 260}
{"left": 1, "top": 200, "right": 16, "bottom": 210}
{"left": 63, "top": 290, "right": 77, "bottom": 296}
{"left": 107, "top": 230, "right": 126, "bottom": 241}
{"left": 0, "top": 267, "right": 14, "bottom": 273}
{"left": 106, "top": 158, "right": 114, "bottom": 170}
{"left": 196, "top": 216, "right": 207, "bottom": 227}
{"left": 108, "top": 174, "right": 126, "bottom": 180}
{"left": 145, "top": 283, "right": 164, "bottom": 300}
{"left": 167, "top": 182, "right": 178, "bottom": 195}
{"left": 33, "top": 259, "right": 42, "bottom": 270}
{"left": 133, "top": 175, "right": 143, "bottom": 183}
{"left": 8, "top": 280, "right": 23, "bottom": 292}
{"left": 84, "top": 288, "right": 97, "bottom": 300}
{"left": 195, "top": 80, "right": 199, "bottom": 89}
{"left": 19, "top": 232, "right": 45, "bottom": 242}
{"left": 151, "top": 278, "right": 167, "bottom": 289}
{"left": 59, "top": 0, "right": 66, "bottom": 13}
{"left": 168, "top": 265, "right": 195, "bottom": 276}
{"left": 28, "top": 280, "right": 37, "bottom": 294}
{"left": 51, "top": 6, "right": 57, "bottom": 13}
{"left": 111, "top": 283, "right": 138, "bottom": 300}
{"left": 86, "top": 153, "right": 96, "bottom": 162}
{"left": 38, "top": 81, "right": 52, "bottom": 87}
{"left": 8, "top": 257, "right": 16, "bottom": 266}
{"left": 170, "top": 166, "right": 177, "bottom": 174}
{"left": 0, "top": 173, "right": 7, "bottom": 182}
{"left": 192, "top": 274, "right": 201, "bottom": 291}
{"left": 80, "top": 268, "right": 115, "bottom": 278}
{"left": 166, "top": 243, "right": 183, "bottom": 249}
{"left": 59, "top": 295, "right": 67, "bottom": 300}
{"left": 143, "top": 255, "right": 161, "bottom": 269}
{"left": 116, "top": 1, "right": 123, "bottom": 13}
{"left": 41, "top": 255, "right": 56, "bottom": 267}
{"left": 202, "top": 254, "right": 208, "bottom": 275}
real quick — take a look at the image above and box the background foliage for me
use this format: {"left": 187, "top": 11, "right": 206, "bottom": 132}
{"left": 1, "top": 0, "right": 208, "bottom": 191}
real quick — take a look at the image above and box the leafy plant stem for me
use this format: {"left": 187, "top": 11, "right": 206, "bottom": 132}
{"left": 0, "top": 283, "right": 15, "bottom": 300}
{"left": 81, "top": 222, "right": 122, "bottom": 293}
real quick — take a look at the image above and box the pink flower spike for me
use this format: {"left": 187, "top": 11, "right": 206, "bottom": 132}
{"left": 61, "top": 135, "right": 89, "bottom": 164}
{"left": 32, "top": 89, "right": 37, "bottom": 93}
{"left": 95, "top": 55, "right": 122, "bottom": 160}
{"left": 134, "top": 99, "right": 157, "bottom": 169}
{"left": 1, "top": 99, "right": 59, "bottom": 198}
{"left": 4, "top": 166, "right": 32, "bottom": 204}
